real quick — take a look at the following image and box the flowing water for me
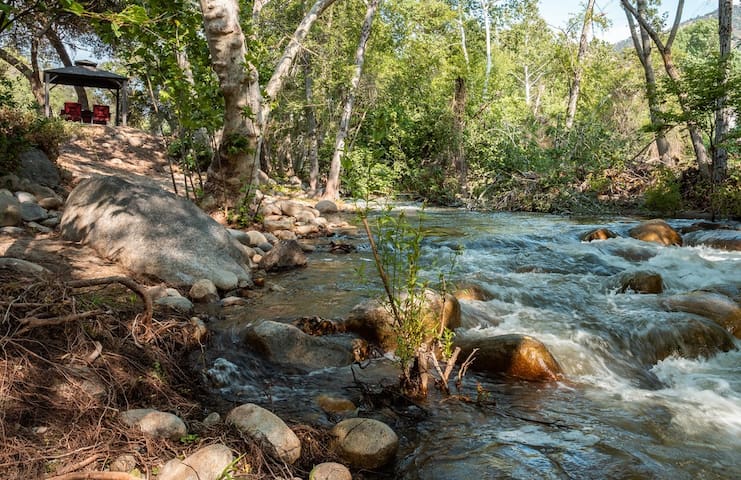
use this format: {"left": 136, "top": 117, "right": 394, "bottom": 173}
{"left": 208, "top": 208, "right": 741, "bottom": 479}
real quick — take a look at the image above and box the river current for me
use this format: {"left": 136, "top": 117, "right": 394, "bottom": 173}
{"left": 209, "top": 208, "right": 741, "bottom": 479}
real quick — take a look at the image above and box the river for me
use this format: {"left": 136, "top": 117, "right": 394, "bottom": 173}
{"left": 208, "top": 208, "right": 741, "bottom": 479}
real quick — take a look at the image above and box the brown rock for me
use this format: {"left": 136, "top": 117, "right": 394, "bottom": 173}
{"left": 454, "top": 283, "right": 494, "bottom": 301}
{"left": 581, "top": 228, "right": 618, "bottom": 242}
{"left": 455, "top": 334, "right": 563, "bottom": 381}
{"left": 661, "top": 291, "right": 741, "bottom": 338}
{"left": 331, "top": 418, "right": 398, "bottom": 469}
{"left": 619, "top": 271, "right": 663, "bottom": 294}
{"left": 628, "top": 219, "right": 682, "bottom": 246}
{"left": 258, "top": 240, "right": 307, "bottom": 272}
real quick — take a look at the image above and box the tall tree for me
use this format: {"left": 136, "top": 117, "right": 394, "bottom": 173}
{"left": 481, "top": 0, "right": 492, "bottom": 98}
{"left": 621, "top": 0, "right": 710, "bottom": 177}
{"left": 713, "top": 0, "right": 732, "bottom": 183}
{"left": 565, "top": 0, "right": 594, "bottom": 129}
{"left": 323, "top": 0, "right": 381, "bottom": 200}
{"left": 624, "top": 0, "right": 669, "bottom": 159}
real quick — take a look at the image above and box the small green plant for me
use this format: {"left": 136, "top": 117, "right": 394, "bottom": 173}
{"left": 179, "top": 433, "right": 200, "bottom": 444}
{"left": 644, "top": 167, "right": 682, "bottom": 214}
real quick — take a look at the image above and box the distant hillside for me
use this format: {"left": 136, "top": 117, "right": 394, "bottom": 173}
{"left": 614, "top": 8, "right": 741, "bottom": 51}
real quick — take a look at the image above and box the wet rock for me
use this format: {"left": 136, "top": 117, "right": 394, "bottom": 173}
{"left": 18, "top": 148, "right": 61, "bottom": 188}
{"left": 189, "top": 279, "right": 220, "bottom": 303}
{"left": 226, "top": 403, "right": 301, "bottom": 464}
{"left": 120, "top": 408, "right": 187, "bottom": 441}
{"left": 661, "top": 291, "right": 741, "bottom": 338}
{"left": 207, "top": 358, "right": 241, "bottom": 388}
{"left": 618, "top": 271, "right": 663, "bottom": 294}
{"left": 258, "top": 240, "right": 307, "bottom": 272}
{"left": 344, "top": 290, "right": 461, "bottom": 352}
{"left": 454, "top": 283, "right": 494, "bottom": 301}
{"left": 61, "top": 175, "right": 252, "bottom": 290}
{"left": 331, "top": 418, "right": 398, "bottom": 469}
{"left": 581, "top": 228, "right": 618, "bottom": 242}
{"left": 316, "top": 395, "right": 357, "bottom": 416}
{"left": 310, "top": 462, "right": 352, "bottom": 480}
{"left": 244, "top": 320, "right": 355, "bottom": 370}
{"left": 221, "top": 296, "right": 249, "bottom": 307}
{"left": 455, "top": 333, "right": 563, "bottom": 381}
{"left": 628, "top": 219, "right": 682, "bottom": 246}
{"left": 0, "top": 189, "right": 21, "bottom": 226}
{"left": 638, "top": 317, "right": 736, "bottom": 364}
{"left": 315, "top": 200, "right": 338, "bottom": 214}
{"left": 158, "top": 443, "right": 234, "bottom": 480}
{"left": 683, "top": 229, "right": 741, "bottom": 252}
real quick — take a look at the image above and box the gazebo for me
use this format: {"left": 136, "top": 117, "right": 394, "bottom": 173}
{"left": 43, "top": 60, "right": 129, "bottom": 126}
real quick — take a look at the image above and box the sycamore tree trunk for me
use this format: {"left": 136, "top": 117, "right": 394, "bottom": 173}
{"left": 457, "top": 0, "right": 469, "bottom": 68}
{"left": 304, "top": 55, "right": 320, "bottom": 194}
{"left": 713, "top": 0, "right": 732, "bottom": 183}
{"left": 481, "top": 0, "right": 492, "bottom": 99}
{"left": 624, "top": 0, "right": 670, "bottom": 159}
{"left": 200, "top": 0, "right": 261, "bottom": 195}
{"left": 323, "top": 0, "right": 381, "bottom": 200}
{"left": 565, "top": 0, "right": 594, "bottom": 129}
{"left": 622, "top": 0, "right": 710, "bottom": 177}
{"left": 452, "top": 76, "right": 468, "bottom": 195}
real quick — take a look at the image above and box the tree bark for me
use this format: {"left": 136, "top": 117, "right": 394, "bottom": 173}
{"left": 323, "top": 0, "right": 381, "bottom": 200}
{"left": 481, "top": 0, "right": 492, "bottom": 99}
{"left": 713, "top": 0, "right": 732, "bottom": 183}
{"left": 304, "top": 55, "right": 320, "bottom": 193}
{"left": 457, "top": 0, "right": 469, "bottom": 68}
{"left": 565, "top": 0, "right": 594, "bottom": 129}
{"left": 624, "top": 0, "right": 670, "bottom": 159}
{"left": 47, "top": 27, "right": 90, "bottom": 110}
{"left": 452, "top": 76, "right": 467, "bottom": 194}
{"left": 621, "top": 0, "right": 710, "bottom": 177}
{"left": 199, "top": 0, "right": 261, "bottom": 194}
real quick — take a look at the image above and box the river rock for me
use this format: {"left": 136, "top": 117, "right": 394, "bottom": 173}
{"left": 14, "top": 191, "right": 37, "bottom": 203}
{"left": 316, "top": 395, "right": 357, "bottom": 415}
{"left": 60, "top": 175, "right": 252, "bottom": 289}
{"left": 581, "top": 228, "right": 618, "bottom": 242}
{"left": 155, "top": 295, "right": 194, "bottom": 313}
{"left": 0, "top": 189, "right": 21, "bottom": 227}
{"left": 455, "top": 333, "right": 563, "bottom": 381}
{"left": 0, "top": 257, "right": 49, "bottom": 275}
{"left": 264, "top": 216, "right": 295, "bottom": 232}
{"left": 258, "top": 239, "right": 307, "bottom": 272}
{"left": 344, "top": 289, "right": 461, "bottom": 352}
{"left": 683, "top": 229, "right": 741, "bottom": 251}
{"left": 618, "top": 271, "right": 663, "bottom": 294}
{"left": 310, "top": 462, "right": 352, "bottom": 480}
{"left": 637, "top": 317, "right": 736, "bottom": 364}
{"left": 331, "top": 418, "right": 398, "bottom": 469}
{"left": 109, "top": 454, "right": 137, "bottom": 473}
{"left": 245, "top": 230, "right": 269, "bottom": 247}
{"left": 661, "top": 291, "right": 741, "bottom": 338}
{"left": 454, "top": 283, "right": 494, "bottom": 301}
{"left": 20, "top": 202, "right": 47, "bottom": 222}
{"left": 189, "top": 279, "right": 220, "bottom": 303}
{"left": 119, "top": 408, "right": 187, "bottom": 441}
{"left": 226, "top": 403, "right": 301, "bottom": 464}
{"left": 17, "top": 148, "right": 61, "bottom": 188}
{"left": 315, "top": 200, "right": 338, "bottom": 214}
{"left": 38, "top": 196, "right": 63, "bottom": 210}
{"left": 243, "top": 320, "right": 355, "bottom": 370}
{"left": 158, "top": 444, "right": 234, "bottom": 480}
{"left": 628, "top": 219, "right": 682, "bottom": 246}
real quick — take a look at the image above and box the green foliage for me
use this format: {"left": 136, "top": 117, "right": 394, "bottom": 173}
{"left": 644, "top": 167, "right": 682, "bottom": 214}
{"left": 0, "top": 107, "right": 69, "bottom": 175}
{"left": 342, "top": 147, "right": 399, "bottom": 198}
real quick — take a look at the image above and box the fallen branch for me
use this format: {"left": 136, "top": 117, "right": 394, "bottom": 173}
{"left": 68, "top": 276, "right": 153, "bottom": 329}
{"left": 46, "top": 472, "right": 142, "bottom": 480}
{"left": 18, "top": 310, "right": 104, "bottom": 333}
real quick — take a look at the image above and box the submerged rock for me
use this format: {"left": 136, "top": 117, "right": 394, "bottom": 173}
{"left": 683, "top": 229, "right": 741, "bottom": 252}
{"left": 628, "top": 219, "right": 682, "bottom": 246}
{"left": 581, "top": 228, "right": 618, "bottom": 242}
{"left": 618, "top": 270, "right": 663, "bottom": 294}
{"left": 637, "top": 317, "right": 736, "bottom": 365}
{"left": 661, "top": 291, "right": 741, "bottom": 338}
{"left": 455, "top": 333, "right": 563, "bottom": 382}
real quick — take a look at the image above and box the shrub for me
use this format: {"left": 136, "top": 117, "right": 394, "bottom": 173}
{"left": 0, "top": 107, "right": 69, "bottom": 176}
{"left": 644, "top": 167, "right": 682, "bottom": 214}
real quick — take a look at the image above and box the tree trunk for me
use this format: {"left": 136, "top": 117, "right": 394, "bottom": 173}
{"left": 323, "top": 0, "right": 381, "bottom": 200}
{"left": 624, "top": 0, "right": 670, "bottom": 159}
{"left": 199, "top": 0, "right": 261, "bottom": 196}
{"left": 481, "top": 0, "right": 492, "bottom": 98}
{"left": 713, "top": 0, "right": 732, "bottom": 183}
{"left": 622, "top": 0, "right": 710, "bottom": 177}
{"left": 457, "top": 0, "right": 469, "bottom": 68}
{"left": 452, "top": 76, "right": 467, "bottom": 194}
{"left": 304, "top": 55, "right": 320, "bottom": 194}
{"left": 47, "top": 28, "right": 89, "bottom": 110}
{"left": 565, "top": 0, "right": 594, "bottom": 129}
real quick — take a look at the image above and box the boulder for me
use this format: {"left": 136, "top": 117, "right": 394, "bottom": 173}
{"left": 581, "top": 228, "right": 618, "bottom": 242}
{"left": 245, "top": 230, "right": 269, "bottom": 247}
{"left": 637, "top": 317, "right": 736, "bottom": 365}
{"left": 277, "top": 199, "right": 310, "bottom": 218}
{"left": 683, "top": 229, "right": 741, "bottom": 252}
{"left": 119, "top": 408, "right": 187, "bottom": 441}
{"left": 661, "top": 291, "right": 741, "bottom": 338}
{"left": 244, "top": 320, "right": 355, "bottom": 370}
{"left": 331, "top": 418, "right": 398, "bottom": 469}
{"left": 628, "top": 219, "right": 682, "bottom": 246}
{"left": 189, "top": 279, "right": 220, "bottom": 303}
{"left": 0, "top": 189, "right": 21, "bottom": 227}
{"left": 17, "top": 148, "right": 61, "bottom": 188}
{"left": 158, "top": 444, "right": 234, "bottom": 480}
{"left": 60, "top": 176, "right": 252, "bottom": 289}
{"left": 454, "top": 283, "right": 494, "bottom": 301}
{"left": 344, "top": 290, "right": 461, "bottom": 352}
{"left": 618, "top": 271, "right": 663, "bottom": 294}
{"left": 310, "top": 462, "right": 352, "bottom": 480}
{"left": 315, "top": 200, "right": 338, "bottom": 214}
{"left": 258, "top": 240, "right": 307, "bottom": 272}
{"left": 226, "top": 403, "right": 301, "bottom": 464}
{"left": 454, "top": 334, "right": 563, "bottom": 381}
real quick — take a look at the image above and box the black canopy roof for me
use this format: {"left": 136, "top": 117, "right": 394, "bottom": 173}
{"left": 44, "top": 64, "right": 127, "bottom": 89}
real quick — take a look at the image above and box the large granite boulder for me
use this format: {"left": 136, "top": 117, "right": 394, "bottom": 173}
{"left": 636, "top": 317, "right": 736, "bottom": 365}
{"left": 628, "top": 219, "right": 682, "bottom": 246}
{"left": 454, "top": 333, "right": 563, "bottom": 381}
{"left": 60, "top": 175, "right": 252, "bottom": 289}
{"left": 0, "top": 189, "right": 21, "bottom": 227}
{"left": 661, "top": 291, "right": 741, "bottom": 338}
{"left": 17, "top": 148, "right": 61, "bottom": 188}
{"left": 618, "top": 270, "right": 663, "bottom": 294}
{"left": 344, "top": 289, "right": 461, "bottom": 352}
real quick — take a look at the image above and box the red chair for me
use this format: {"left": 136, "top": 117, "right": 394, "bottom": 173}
{"left": 61, "top": 102, "right": 82, "bottom": 122}
{"left": 92, "top": 105, "right": 110, "bottom": 125}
